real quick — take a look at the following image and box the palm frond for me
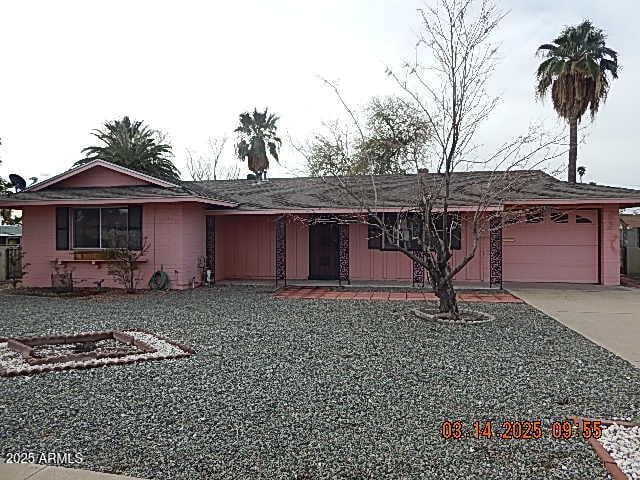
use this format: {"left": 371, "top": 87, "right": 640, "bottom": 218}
{"left": 76, "top": 116, "right": 180, "bottom": 182}
{"left": 234, "top": 107, "right": 282, "bottom": 175}
{"left": 535, "top": 21, "right": 619, "bottom": 122}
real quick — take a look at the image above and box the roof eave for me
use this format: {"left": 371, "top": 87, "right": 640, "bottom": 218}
{"left": 504, "top": 198, "right": 640, "bottom": 207}
{"left": 0, "top": 195, "right": 238, "bottom": 208}
{"left": 204, "top": 205, "right": 505, "bottom": 215}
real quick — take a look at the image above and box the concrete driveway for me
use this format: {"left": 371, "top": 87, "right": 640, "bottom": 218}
{"left": 506, "top": 283, "right": 640, "bottom": 368}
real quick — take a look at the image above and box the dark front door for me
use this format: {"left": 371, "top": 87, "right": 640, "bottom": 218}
{"left": 309, "top": 223, "right": 339, "bottom": 280}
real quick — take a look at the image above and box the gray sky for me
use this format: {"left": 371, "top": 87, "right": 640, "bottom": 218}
{"left": 0, "top": 0, "right": 637, "bottom": 188}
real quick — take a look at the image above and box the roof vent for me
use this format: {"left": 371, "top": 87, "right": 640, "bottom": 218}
{"left": 246, "top": 173, "right": 257, "bottom": 180}
{"left": 417, "top": 168, "right": 429, "bottom": 175}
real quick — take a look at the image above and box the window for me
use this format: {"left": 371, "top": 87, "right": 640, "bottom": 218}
{"left": 550, "top": 209, "right": 569, "bottom": 223}
{"left": 368, "top": 213, "right": 461, "bottom": 251}
{"left": 525, "top": 208, "right": 544, "bottom": 223}
{"left": 576, "top": 214, "right": 593, "bottom": 224}
{"left": 101, "top": 208, "right": 129, "bottom": 248}
{"left": 72, "top": 206, "right": 142, "bottom": 249}
{"left": 367, "top": 219, "right": 383, "bottom": 250}
{"left": 503, "top": 212, "right": 522, "bottom": 225}
{"left": 74, "top": 209, "right": 100, "bottom": 248}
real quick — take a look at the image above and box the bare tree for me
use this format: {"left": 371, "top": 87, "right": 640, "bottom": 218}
{"left": 186, "top": 136, "right": 240, "bottom": 181}
{"left": 106, "top": 239, "right": 150, "bottom": 293}
{"left": 307, "top": 0, "right": 565, "bottom": 320}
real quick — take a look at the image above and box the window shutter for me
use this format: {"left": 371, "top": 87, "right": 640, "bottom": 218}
{"left": 367, "top": 216, "right": 382, "bottom": 249}
{"left": 55, "top": 207, "right": 69, "bottom": 250}
{"left": 127, "top": 206, "right": 143, "bottom": 250}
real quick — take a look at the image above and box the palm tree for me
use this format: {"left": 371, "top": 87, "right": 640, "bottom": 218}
{"left": 76, "top": 116, "right": 181, "bottom": 183}
{"left": 235, "top": 108, "right": 281, "bottom": 180}
{"left": 536, "top": 20, "right": 619, "bottom": 183}
{"left": 577, "top": 165, "right": 586, "bottom": 182}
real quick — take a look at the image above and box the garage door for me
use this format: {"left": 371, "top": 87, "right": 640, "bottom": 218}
{"left": 503, "top": 209, "right": 598, "bottom": 283}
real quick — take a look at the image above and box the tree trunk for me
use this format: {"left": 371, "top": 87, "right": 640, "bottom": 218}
{"left": 568, "top": 117, "right": 578, "bottom": 183}
{"left": 435, "top": 278, "right": 460, "bottom": 320}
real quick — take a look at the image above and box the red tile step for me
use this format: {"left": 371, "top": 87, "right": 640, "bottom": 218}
{"left": 274, "top": 287, "right": 522, "bottom": 303}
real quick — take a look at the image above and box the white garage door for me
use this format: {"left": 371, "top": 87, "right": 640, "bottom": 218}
{"left": 503, "top": 209, "right": 598, "bottom": 283}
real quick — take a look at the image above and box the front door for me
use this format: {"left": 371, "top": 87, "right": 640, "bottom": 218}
{"left": 309, "top": 223, "right": 339, "bottom": 280}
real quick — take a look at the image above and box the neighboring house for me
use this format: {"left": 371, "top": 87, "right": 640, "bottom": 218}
{"left": 621, "top": 213, "right": 640, "bottom": 275}
{"left": 0, "top": 224, "right": 22, "bottom": 281}
{"left": 0, "top": 224, "right": 22, "bottom": 246}
{"left": 0, "top": 160, "right": 638, "bottom": 289}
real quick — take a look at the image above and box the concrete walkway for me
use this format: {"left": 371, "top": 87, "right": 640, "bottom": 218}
{"left": 506, "top": 283, "right": 640, "bottom": 368}
{"left": 0, "top": 463, "right": 145, "bottom": 480}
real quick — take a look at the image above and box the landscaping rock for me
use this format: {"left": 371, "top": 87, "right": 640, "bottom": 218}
{"left": 0, "top": 285, "right": 638, "bottom": 479}
{"left": 600, "top": 423, "right": 640, "bottom": 479}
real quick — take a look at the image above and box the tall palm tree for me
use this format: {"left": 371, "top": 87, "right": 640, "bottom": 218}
{"left": 76, "top": 116, "right": 181, "bottom": 183}
{"left": 536, "top": 20, "right": 619, "bottom": 183}
{"left": 235, "top": 108, "right": 281, "bottom": 180}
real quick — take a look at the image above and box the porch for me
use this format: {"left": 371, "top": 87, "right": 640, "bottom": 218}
{"left": 205, "top": 212, "right": 502, "bottom": 288}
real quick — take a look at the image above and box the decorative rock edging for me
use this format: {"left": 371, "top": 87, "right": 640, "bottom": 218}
{"left": 411, "top": 308, "right": 496, "bottom": 324}
{"left": 571, "top": 416, "right": 640, "bottom": 480}
{"left": 4, "top": 331, "right": 158, "bottom": 366}
{"left": 0, "top": 329, "right": 194, "bottom": 378}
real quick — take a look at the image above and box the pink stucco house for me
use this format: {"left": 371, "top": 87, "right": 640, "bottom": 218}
{"left": 1, "top": 160, "right": 639, "bottom": 289}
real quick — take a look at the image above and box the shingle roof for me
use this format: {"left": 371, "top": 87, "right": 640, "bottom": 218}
{"left": 1, "top": 184, "right": 235, "bottom": 206}
{"left": 184, "top": 170, "right": 640, "bottom": 210}
{"left": 3, "top": 170, "right": 640, "bottom": 210}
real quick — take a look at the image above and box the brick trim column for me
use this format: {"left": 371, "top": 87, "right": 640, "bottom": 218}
{"left": 489, "top": 217, "right": 503, "bottom": 288}
{"left": 338, "top": 223, "right": 350, "bottom": 285}
{"left": 275, "top": 215, "right": 287, "bottom": 286}
{"left": 412, "top": 253, "right": 425, "bottom": 288}
{"left": 205, "top": 216, "right": 215, "bottom": 284}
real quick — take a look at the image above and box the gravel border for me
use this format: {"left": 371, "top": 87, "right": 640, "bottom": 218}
{"left": 411, "top": 307, "right": 496, "bottom": 323}
{"left": 1, "top": 285, "right": 638, "bottom": 479}
{"left": 0, "top": 330, "right": 192, "bottom": 377}
{"left": 600, "top": 423, "right": 640, "bottom": 479}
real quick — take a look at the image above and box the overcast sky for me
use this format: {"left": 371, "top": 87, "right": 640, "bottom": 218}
{"left": 0, "top": 0, "right": 637, "bottom": 188}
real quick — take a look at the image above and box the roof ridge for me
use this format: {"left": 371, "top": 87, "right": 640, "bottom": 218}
{"left": 183, "top": 169, "right": 549, "bottom": 185}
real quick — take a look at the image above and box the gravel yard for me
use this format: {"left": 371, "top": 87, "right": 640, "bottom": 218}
{"left": 1, "top": 285, "right": 639, "bottom": 479}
